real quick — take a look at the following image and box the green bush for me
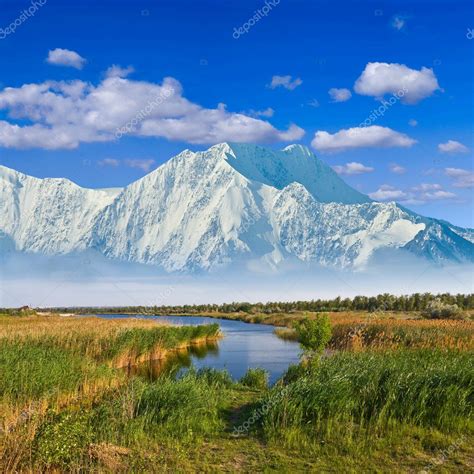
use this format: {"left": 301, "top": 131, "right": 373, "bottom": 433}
{"left": 196, "top": 367, "right": 233, "bottom": 388}
{"left": 282, "top": 363, "right": 308, "bottom": 384}
{"left": 34, "top": 411, "right": 92, "bottom": 469}
{"left": 294, "top": 314, "right": 332, "bottom": 356}
{"left": 422, "top": 299, "right": 462, "bottom": 319}
{"left": 240, "top": 368, "right": 269, "bottom": 390}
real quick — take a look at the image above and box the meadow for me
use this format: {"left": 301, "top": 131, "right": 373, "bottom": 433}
{"left": 0, "top": 310, "right": 473, "bottom": 472}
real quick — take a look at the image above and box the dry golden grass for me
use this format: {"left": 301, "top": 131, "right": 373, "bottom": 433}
{"left": 0, "top": 314, "right": 219, "bottom": 436}
{"left": 0, "top": 313, "right": 168, "bottom": 340}
{"left": 330, "top": 316, "right": 474, "bottom": 351}
{"left": 269, "top": 311, "right": 474, "bottom": 351}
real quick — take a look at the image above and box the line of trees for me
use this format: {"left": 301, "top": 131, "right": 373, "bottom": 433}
{"left": 32, "top": 293, "right": 474, "bottom": 315}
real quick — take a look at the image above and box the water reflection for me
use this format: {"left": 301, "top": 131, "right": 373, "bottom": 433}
{"left": 123, "top": 340, "right": 220, "bottom": 380}
{"left": 101, "top": 314, "right": 301, "bottom": 384}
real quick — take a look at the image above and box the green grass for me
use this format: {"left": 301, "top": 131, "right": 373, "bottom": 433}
{"left": 259, "top": 349, "right": 474, "bottom": 452}
{"left": 0, "top": 324, "right": 219, "bottom": 405}
{"left": 92, "top": 324, "right": 221, "bottom": 362}
{"left": 22, "top": 354, "right": 474, "bottom": 472}
{"left": 1, "top": 314, "right": 473, "bottom": 472}
{"left": 239, "top": 368, "right": 269, "bottom": 390}
{"left": 0, "top": 340, "right": 113, "bottom": 404}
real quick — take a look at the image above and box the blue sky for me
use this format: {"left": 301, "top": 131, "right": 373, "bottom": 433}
{"left": 0, "top": 0, "right": 473, "bottom": 226}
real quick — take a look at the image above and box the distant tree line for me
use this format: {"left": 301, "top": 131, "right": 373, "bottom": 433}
{"left": 0, "top": 306, "right": 36, "bottom": 316}
{"left": 29, "top": 293, "right": 474, "bottom": 315}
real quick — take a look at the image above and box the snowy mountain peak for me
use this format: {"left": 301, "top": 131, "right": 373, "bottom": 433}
{"left": 165, "top": 142, "right": 371, "bottom": 205}
{"left": 0, "top": 164, "right": 29, "bottom": 184}
{"left": 1, "top": 143, "right": 473, "bottom": 272}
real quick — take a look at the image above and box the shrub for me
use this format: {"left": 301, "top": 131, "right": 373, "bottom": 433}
{"left": 294, "top": 314, "right": 332, "bottom": 356}
{"left": 240, "top": 368, "right": 269, "bottom": 390}
{"left": 196, "top": 367, "right": 233, "bottom": 388}
{"left": 34, "top": 411, "right": 92, "bottom": 469}
{"left": 422, "top": 299, "right": 462, "bottom": 319}
{"left": 282, "top": 363, "right": 307, "bottom": 384}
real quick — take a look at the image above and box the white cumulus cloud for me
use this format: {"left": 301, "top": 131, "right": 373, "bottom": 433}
{"left": 328, "top": 88, "right": 352, "bottom": 102}
{"left": 98, "top": 158, "right": 120, "bottom": 167}
{"left": 412, "top": 183, "right": 443, "bottom": 192}
{"left": 269, "top": 75, "right": 303, "bottom": 90}
{"left": 332, "top": 162, "right": 374, "bottom": 175}
{"left": 46, "top": 48, "right": 86, "bottom": 69}
{"left": 354, "top": 62, "right": 441, "bottom": 104}
{"left": 124, "top": 159, "right": 156, "bottom": 172}
{"left": 0, "top": 73, "right": 304, "bottom": 150}
{"left": 311, "top": 125, "right": 416, "bottom": 153}
{"left": 105, "top": 65, "right": 135, "bottom": 78}
{"left": 245, "top": 107, "right": 274, "bottom": 118}
{"left": 369, "top": 185, "right": 407, "bottom": 201}
{"left": 444, "top": 168, "right": 474, "bottom": 188}
{"left": 369, "top": 183, "right": 457, "bottom": 204}
{"left": 438, "top": 140, "right": 469, "bottom": 154}
{"left": 389, "top": 163, "right": 406, "bottom": 174}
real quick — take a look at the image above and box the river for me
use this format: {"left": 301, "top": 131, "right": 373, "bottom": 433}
{"left": 98, "top": 314, "right": 301, "bottom": 384}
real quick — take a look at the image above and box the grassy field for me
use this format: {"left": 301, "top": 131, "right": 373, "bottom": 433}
{"left": 0, "top": 314, "right": 220, "bottom": 471}
{"left": 0, "top": 312, "right": 473, "bottom": 472}
{"left": 273, "top": 313, "right": 474, "bottom": 351}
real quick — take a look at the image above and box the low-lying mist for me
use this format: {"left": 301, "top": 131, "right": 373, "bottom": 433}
{"left": 1, "top": 249, "right": 472, "bottom": 307}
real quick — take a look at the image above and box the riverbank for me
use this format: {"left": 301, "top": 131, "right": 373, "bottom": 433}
{"left": 93, "top": 309, "right": 474, "bottom": 352}
{"left": 1, "top": 313, "right": 472, "bottom": 472}
{"left": 0, "top": 315, "right": 219, "bottom": 436}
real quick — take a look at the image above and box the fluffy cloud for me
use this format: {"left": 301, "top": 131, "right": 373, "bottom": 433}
{"left": 414, "top": 190, "right": 456, "bottom": 201}
{"left": 389, "top": 163, "right": 406, "bottom": 174}
{"left": 124, "top": 159, "right": 155, "bottom": 172}
{"left": 369, "top": 183, "right": 457, "bottom": 204}
{"left": 412, "top": 183, "right": 443, "bottom": 192}
{"left": 97, "top": 157, "right": 155, "bottom": 172}
{"left": 98, "top": 158, "right": 120, "bottom": 167}
{"left": 46, "top": 48, "right": 86, "bottom": 69}
{"left": 438, "top": 140, "right": 469, "bottom": 154}
{"left": 105, "top": 65, "right": 135, "bottom": 78}
{"left": 332, "top": 162, "right": 374, "bottom": 175}
{"left": 269, "top": 75, "right": 302, "bottom": 90}
{"left": 245, "top": 107, "right": 274, "bottom": 118}
{"left": 328, "top": 88, "right": 352, "bottom": 102}
{"left": 444, "top": 168, "right": 474, "bottom": 188}
{"left": 408, "top": 119, "right": 418, "bottom": 127}
{"left": 0, "top": 73, "right": 304, "bottom": 150}
{"left": 369, "top": 185, "right": 407, "bottom": 201}
{"left": 311, "top": 125, "right": 416, "bottom": 153}
{"left": 354, "top": 62, "right": 441, "bottom": 104}
{"left": 307, "top": 98, "right": 320, "bottom": 108}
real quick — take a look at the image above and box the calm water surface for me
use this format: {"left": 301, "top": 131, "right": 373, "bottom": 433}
{"left": 98, "top": 315, "right": 301, "bottom": 384}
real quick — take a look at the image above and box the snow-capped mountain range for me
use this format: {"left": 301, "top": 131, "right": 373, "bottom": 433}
{"left": 1, "top": 143, "right": 473, "bottom": 272}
